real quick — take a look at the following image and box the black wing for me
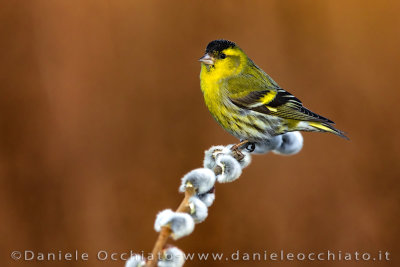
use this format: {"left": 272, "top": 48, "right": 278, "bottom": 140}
{"left": 230, "top": 88, "right": 334, "bottom": 124}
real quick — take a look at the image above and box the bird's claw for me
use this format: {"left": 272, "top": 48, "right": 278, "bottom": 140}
{"left": 230, "top": 140, "right": 255, "bottom": 161}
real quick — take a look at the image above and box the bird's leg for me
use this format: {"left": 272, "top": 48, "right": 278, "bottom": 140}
{"left": 230, "top": 140, "right": 249, "bottom": 161}
{"left": 231, "top": 140, "right": 249, "bottom": 151}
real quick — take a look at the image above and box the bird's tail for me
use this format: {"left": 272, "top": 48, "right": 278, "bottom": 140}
{"left": 308, "top": 121, "right": 349, "bottom": 140}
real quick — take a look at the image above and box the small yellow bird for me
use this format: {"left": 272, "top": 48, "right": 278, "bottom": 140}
{"left": 199, "top": 39, "right": 347, "bottom": 146}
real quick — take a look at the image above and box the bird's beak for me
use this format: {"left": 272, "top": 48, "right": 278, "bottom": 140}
{"left": 199, "top": 53, "right": 215, "bottom": 65}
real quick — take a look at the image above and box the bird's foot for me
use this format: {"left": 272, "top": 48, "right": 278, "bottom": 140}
{"left": 230, "top": 140, "right": 249, "bottom": 151}
{"left": 230, "top": 140, "right": 255, "bottom": 160}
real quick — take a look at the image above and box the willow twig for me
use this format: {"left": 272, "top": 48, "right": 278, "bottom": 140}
{"left": 146, "top": 186, "right": 195, "bottom": 267}
{"left": 145, "top": 144, "right": 244, "bottom": 267}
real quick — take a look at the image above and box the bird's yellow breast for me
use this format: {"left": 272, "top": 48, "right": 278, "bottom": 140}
{"left": 200, "top": 65, "right": 227, "bottom": 127}
{"left": 200, "top": 65, "right": 264, "bottom": 139}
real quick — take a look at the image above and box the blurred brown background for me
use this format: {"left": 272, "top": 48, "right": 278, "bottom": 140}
{"left": 1, "top": 0, "right": 399, "bottom": 266}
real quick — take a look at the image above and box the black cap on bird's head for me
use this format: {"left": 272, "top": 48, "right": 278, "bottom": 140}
{"left": 205, "top": 39, "right": 237, "bottom": 54}
{"left": 199, "top": 39, "right": 237, "bottom": 65}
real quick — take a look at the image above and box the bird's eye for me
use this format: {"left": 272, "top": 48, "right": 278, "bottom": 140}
{"left": 220, "top": 53, "right": 226, "bottom": 59}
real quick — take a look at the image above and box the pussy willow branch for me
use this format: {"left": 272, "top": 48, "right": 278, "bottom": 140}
{"left": 146, "top": 186, "right": 195, "bottom": 267}
{"left": 145, "top": 145, "right": 245, "bottom": 267}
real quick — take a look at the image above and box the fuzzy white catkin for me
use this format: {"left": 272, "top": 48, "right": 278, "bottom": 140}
{"left": 179, "top": 168, "right": 216, "bottom": 194}
{"left": 273, "top": 131, "right": 303, "bottom": 155}
{"left": 203, "top": 145, "right": 226, "bottom": 169}
{"left": 197, "top": 192, "right": 215, "bottom": 207}
{"left": 188, "top": 196, "right": 208, "bottom": 223}
{"left": 158, "top": 247, "right": 186, "bottom": 267}
{"left": 154, "top": 209, "right": 195, "bottom": 240}
{"left": 238, "top": 150, "right": 252, "bottom": 169}
{"left": 204, "top": 145, "right": 252, "bottom": 170}
{"left": 154, "top": 209, "right": 174, "bottom": 231}
{"left": 251, "top": 135, "right": 283, "bottom": 154}
{"left": 215, "top": 154, "right": 242, "bottom": 183}
{"left": 125, "top": 254, "right": 145, "bottom": 267}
